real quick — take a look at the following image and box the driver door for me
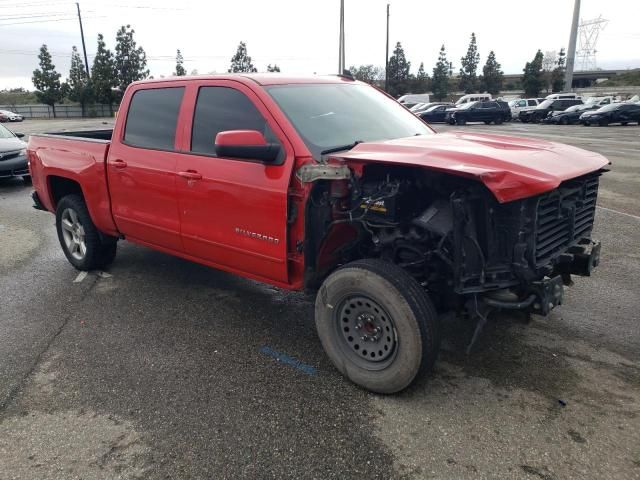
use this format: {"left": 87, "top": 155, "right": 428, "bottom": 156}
{"left": 173, "top": 81, "right": 293, "bottom": 284}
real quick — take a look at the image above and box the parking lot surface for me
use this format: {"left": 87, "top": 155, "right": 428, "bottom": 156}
{"left": 1, "top": 118, "right": 639, "bottom": 479}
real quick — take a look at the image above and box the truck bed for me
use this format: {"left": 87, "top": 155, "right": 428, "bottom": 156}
{"left": 41, "top": 129, "right": 113, "bottom": 142}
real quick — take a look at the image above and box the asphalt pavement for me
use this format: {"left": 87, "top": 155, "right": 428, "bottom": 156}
{"left": 0, "top": 118, "right": 638, "bottom": 479}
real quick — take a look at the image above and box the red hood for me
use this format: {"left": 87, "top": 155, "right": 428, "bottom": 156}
{"left": 336, "top": 131, "right": 609, "bottom": 203}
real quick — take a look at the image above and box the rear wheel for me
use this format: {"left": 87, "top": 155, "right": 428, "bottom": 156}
{"left": 495, "top": 117, "right": 503, "bottom": 125}
{"left": 315, "top": 259, "right": 440, "bottom": 394}
{"left": 621, "top": 122, "right": 628, "bottom": 126}
{"left": 55, "top": 194, "right": 118, "bottom": 271}
{"left": 560, "top": 118, "right": 569, "bottom": 125}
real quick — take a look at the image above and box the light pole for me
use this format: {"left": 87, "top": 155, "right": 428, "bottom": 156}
{"left": 564, "top": 0, "right": 580, "bottom": 91}
{"left": 385, "top": 3, "right": 389, "bottom": 91}
{"left": 338, "top": 0, "right": 345, "bottom": 73}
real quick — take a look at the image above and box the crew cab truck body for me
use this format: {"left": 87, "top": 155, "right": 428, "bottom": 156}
{"left": 29, "top": 75, "right": 608, "bottom": 394}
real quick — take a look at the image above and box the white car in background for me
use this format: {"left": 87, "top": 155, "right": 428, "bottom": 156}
{"left": 0, "top": 110, "right": 24, "bottom": 122}
{"left": 509, "top": 98, "right": 542, "bottom": 118}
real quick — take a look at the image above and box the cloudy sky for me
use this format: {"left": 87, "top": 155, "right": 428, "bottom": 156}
{"left": 1, "top": 0, "right": 639, "bottom": 89}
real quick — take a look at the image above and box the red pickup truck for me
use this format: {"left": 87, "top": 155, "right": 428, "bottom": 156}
{"left": 28, "top": 75, "right": 608, "bottom": 393}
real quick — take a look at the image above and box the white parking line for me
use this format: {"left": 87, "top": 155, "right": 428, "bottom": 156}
{"left": 73, "top": 271, "right": 88, "bottom": 283}
{"left": 597, "top": 205, "right": 640, "bottom": 221}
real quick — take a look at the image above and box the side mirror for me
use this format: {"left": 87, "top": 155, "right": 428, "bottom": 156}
{"left": 15, "top": 133, "right": 25, "bottom": 138}
{"left": 214, "top": 130, "right": 280, "bottom": 163}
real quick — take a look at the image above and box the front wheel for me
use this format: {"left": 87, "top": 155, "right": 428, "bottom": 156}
{"left": 55, "top": 194, "right": 118, "bottom": 271}
{"left": 456, "top": 117, "right": 466, "bottom": 125}
{"left": 315, "top": 259, "right": 440, "bottom": 394}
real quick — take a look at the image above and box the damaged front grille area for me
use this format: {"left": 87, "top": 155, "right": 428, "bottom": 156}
{"left": 451, "top": 169, "right": 603, "bottom": 294}
{"left": 534, "top": 171, "right": 600, "bottom": 265}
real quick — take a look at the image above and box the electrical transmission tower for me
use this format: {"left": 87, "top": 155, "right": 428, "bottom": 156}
{"left": 576, "top": 15, "right": 608, "bottom": 71}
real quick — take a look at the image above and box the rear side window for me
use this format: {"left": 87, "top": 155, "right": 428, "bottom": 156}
{"left": 124, "top": 87, "right": 184, "bottom": 150}
{"left": 527, "top": 100, "right": 537, "bottom": 106}
{"left": 191, "top": 87, "right": 269, "bottom": 155}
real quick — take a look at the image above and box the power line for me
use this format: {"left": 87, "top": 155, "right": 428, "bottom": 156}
{"left": 0, "top": 14, "right": 105, "bottom": 26}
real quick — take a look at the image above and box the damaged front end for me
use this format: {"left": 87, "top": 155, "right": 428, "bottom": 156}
{"left": 449, "top": 169, "right": 602, "bottom": 315}
{"left": 302, "top": 162, "right": 605, "bottom": 322}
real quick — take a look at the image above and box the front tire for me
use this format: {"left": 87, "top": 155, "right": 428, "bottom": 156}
{"left": 315, "top": 259, "right": 440, "bottom": 394}
{"left": 456, "top": 117, "right": 466, "bottom": 125}
{"left": 55, "top": 194, "right": 117, "bottom": 271}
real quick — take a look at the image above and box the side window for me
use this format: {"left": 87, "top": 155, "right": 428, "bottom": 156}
{"left": 124, "top": 87, "right": 184, "bottom": 150}
{"left": 601, "top": 98, "right": 610, "bottom": 105}
{"left": 527, "top": 100, "right": 536, "bottom": 106}
{"left": 191, "top": 86, "right": 272, "bottom": 156}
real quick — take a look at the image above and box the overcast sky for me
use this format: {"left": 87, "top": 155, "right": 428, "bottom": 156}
{"left": 1, "top": 0, "right": 639, "bottom": 90}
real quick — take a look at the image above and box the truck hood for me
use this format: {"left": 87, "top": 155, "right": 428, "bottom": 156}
{"left": 336, "top": 132, "right": 609, "bottom": 203}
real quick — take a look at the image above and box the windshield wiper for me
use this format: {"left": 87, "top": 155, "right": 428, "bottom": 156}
{"left": 320, "top": 140, "right": 363, "bottom": 156}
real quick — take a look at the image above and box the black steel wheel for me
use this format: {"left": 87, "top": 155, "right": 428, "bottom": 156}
{"left": 315, "top": 259, "right": 440, "bottom": 394}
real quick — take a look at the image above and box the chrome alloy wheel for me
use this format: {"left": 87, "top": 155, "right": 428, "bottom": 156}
{"left": 60, "top": 208, "right": 87, "bottom": 261}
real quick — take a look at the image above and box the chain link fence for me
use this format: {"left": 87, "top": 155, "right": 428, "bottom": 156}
{"left": 0, "top": 104, "right": 116, "bottom": 119}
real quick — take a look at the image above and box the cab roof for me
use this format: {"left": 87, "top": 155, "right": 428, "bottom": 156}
{"left": 131, "top": 73, "right": 358, "bottom": 87}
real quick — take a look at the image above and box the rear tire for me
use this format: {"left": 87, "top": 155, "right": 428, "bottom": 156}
{"left": 495, "top": 117, "right": 503, "bottom": 125}
{"left": 315, "top": 259, "right": 440, "bottom": 394}
{"left": 55, "top": 194, "right": 118, "bottom": 271}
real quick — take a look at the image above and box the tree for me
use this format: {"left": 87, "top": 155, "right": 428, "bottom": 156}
{"left": 67, "top": 46, "right": 93, "bottom": 117}
{"left": 228, "top": 42, "right": 257, "bottom": 73}
{"left": 412, "top": 62, "right": 430, "bottom": 93}
{"left": 115, "top": 25, "right": 149, "bottom": 95}
{"left": 542, "top": 50, "right": 557, "bottom": 93}
{"left": 481, "top": 50, "right": 503, "bottom": 95}
{"left": 349, "top": 64, "right": 384, "bottom": 85}
{"left": 175, "top": 49, "right": 186, "bottom": 76}
{"left": 91, "top": 34, "right": 118, "bottom": 114}
{"left": 522, "top": 50, "right": 544, "bottom": 97}
{"left": 266, "top": 64, "right": 281, "bottom": 72}
{"left": 386, "top": 42, "right": 411, "bottom": 97}
{"left": 432, "top": 45, "right": 450, "bottom": 101}
{"left": 32, "top": 44, "right": 63, "bottom": 117}
{"left": 551, "top": 48, "right": 566, "bottom": 92}
{"left": 459, "top": 33, "right": 480, "bottom": 93}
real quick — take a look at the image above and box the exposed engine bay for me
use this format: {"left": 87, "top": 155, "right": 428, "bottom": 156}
{"left": 304, "top": 164, "right": 603, "bottom": 316}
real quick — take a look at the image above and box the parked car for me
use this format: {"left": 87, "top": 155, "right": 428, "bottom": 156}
{"left": 545, "top": 92, "right": 582, "bottom": 100}
{"left": 542, "top": 104, "right": 598, "bottom": 125}
{"left": 519, "top": 98, "right": 583, "bottom": 123}
{"left": 411, "top": 102, "right": 451, "bottom": 114}
{"left": 580, "top": 103, "right": 640, "bottom": 126}
{"left": 417, "top": 103, "right": 455, "bottom": 123}
{"left": 446, "top": 100, "right": 506, "bottom": 125}
{"left": 509, "top": 98, "right": 540, "bottom": 118}
{"left": 0, "top": 110, "right": 24, "bottom": 122}
{"left": 0, "top": 124, "right": 29, "bottom": 181}
{"left": 28, "top": 74, "right": 608, "bottom": 394}
{"left": 455, "top": 93, "right": 492, "bottom": 105}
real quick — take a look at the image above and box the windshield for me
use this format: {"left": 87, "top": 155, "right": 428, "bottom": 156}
{"left": 266, "top": 83, "right": 432, "bottom": 160}
{"left": 457, "top": 102, "right": 477, "bottom": 110}
{"left": 597, "top": 103, "right": 620, "bottom": 112}
{"left": 0, "top": 124, "right": 16, "bottom": 139}
{"left": 563, "top": 105, "right": 581, "bottom": 113}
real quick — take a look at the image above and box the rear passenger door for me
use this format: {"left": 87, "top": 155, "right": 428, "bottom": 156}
{"left": 107, "top": 85, "right": 186, "bottom": 251}
{"left": 174, "top": 81, "right": 292, "bottom": 284}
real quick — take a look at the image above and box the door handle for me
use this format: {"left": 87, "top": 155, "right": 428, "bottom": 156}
{"left": 111, "top": 159, "right": 127, "bottom": 169}
{"left": 177, "top": 170, "right": 202, "bottom": 181}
